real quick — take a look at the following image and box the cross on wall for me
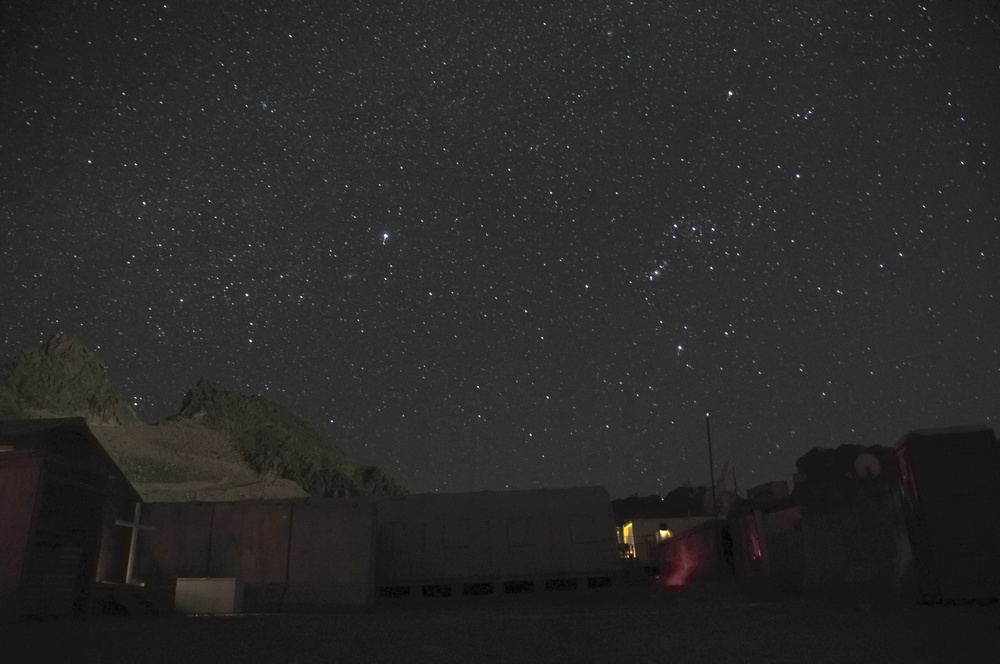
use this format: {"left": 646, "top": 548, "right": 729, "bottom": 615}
{"left": 115, "top": 502, "right": 153, "bottom": 585}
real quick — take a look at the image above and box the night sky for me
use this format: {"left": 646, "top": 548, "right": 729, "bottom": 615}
{"left": 3, "top": 1, "right": 998, "bottom": 497}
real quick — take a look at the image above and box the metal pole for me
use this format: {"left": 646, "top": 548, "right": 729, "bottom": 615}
{"left": 706, "top": 412, "right": 718, "bottom": 518}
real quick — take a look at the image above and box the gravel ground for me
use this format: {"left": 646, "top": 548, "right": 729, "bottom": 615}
{"left": 3, "top": 585, "right": 998, "bottom": 664}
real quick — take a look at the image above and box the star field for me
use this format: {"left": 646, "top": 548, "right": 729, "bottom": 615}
{"left": 2, "top": 1, "right": 998, "bottom": 497}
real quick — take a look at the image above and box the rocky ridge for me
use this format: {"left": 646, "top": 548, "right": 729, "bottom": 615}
{"left": 0, "top": 333, "right": 138, "bottom": 425}
{"left": 0, "top": 333, "right": 405, "bottom": 501}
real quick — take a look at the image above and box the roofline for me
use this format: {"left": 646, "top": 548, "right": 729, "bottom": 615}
{"left": 0, "top": 417, "right": 142, "bottom": 503}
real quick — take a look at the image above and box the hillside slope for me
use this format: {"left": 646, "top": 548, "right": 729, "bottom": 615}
{"left": 0, "top": 333, "right": 138, "bottom": 425}
{"left": 177, "top": 377, "right": 406, "bottom": 497}
{"left": 0, "top": 334, "right": 405, "bottom": 500}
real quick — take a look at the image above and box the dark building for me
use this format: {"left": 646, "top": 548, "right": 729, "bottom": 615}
{"left": 0, "top": 418, "right": 142, "bottom": 620}
{"left": 896, "top": 426, "right": 1000, "bottom": 602}
{"left": 659, "top": 427, "right": 1000, "bottom": 603}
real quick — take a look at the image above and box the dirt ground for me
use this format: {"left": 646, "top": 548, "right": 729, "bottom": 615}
{"left": 3, "top": 585, "right": 998, "bottom": 664}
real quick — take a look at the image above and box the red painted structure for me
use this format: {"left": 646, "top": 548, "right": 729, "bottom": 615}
{"left": 0, "top": 419, "right": 141, "bottom": 620}
{"left": 659, "top": 519, "right": 721, "bottom": 588}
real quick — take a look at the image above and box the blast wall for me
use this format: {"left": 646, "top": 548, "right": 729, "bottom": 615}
{"left": 372, "top": 486, "right": 620, "bottom": 595}
{"left": 138, "top": 499, "right": 375, "bottom": 611}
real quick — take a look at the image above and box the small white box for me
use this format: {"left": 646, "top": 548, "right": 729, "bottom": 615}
{"left": 174, "top": 578, "right": 244, "bottom": 614}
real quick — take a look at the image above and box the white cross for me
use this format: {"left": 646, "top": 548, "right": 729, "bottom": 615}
{"left": 115, "top": 503, "right": 153, "bottom": 585}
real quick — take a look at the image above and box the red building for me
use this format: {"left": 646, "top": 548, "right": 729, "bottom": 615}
{"left": 0, "top": 419, "right": 141, "bottom": 619}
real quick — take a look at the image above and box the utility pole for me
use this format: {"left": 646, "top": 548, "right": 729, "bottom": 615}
{"left": 706, "top": 412, "right": 718, "bottom": 518}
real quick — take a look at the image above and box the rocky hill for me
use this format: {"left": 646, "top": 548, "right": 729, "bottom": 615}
{"left": 176, "top": 377, "right": 405, "bottom": 497}
{"left": 0, "top": 334, "right": 406, "bottom": 501}
{"left": 0, "top": 333, "right": 139, "bottom": 425}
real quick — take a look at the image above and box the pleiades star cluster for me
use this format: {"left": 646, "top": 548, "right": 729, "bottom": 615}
{"left": 2, "top": 1, "right": 998, "bottom": 496}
